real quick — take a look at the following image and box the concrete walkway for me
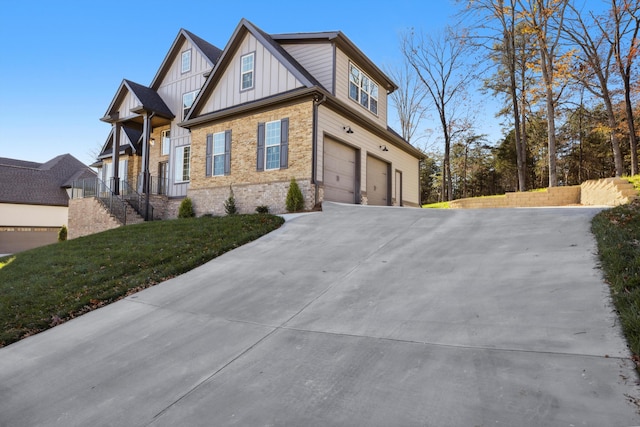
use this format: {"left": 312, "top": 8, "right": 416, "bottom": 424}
{"left": 1, "top": 203, "right": 638, "bottom": 426}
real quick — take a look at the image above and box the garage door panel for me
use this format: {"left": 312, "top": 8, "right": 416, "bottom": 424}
{"left": 324, "top": 139, "right": 356, "bottom": 204}
{"left": 366, "top": 155, "right": 389, "bottom": 206}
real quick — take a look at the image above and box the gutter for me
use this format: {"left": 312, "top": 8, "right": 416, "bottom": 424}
{"left": 312, "top": 93, "right": 327, "bottom": 207}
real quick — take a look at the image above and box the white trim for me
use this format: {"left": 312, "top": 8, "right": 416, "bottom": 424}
{"left": 174, "top": 145, "right": 191, "bottom": 183}
{"left": 348, "top": 62, "right": 379, "bottom": 115}
{"left": 264, "top": 119, "right": 281, "bottom": 170}
{"left": 181, "top": 49, "right": 192, "bottom": 74}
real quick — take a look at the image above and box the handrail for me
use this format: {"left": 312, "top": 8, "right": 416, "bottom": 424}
{"left": 70, "top": 177, "right": 129, "bottom": 224}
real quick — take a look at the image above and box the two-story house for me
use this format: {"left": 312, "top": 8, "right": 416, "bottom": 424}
{"left": 87, "top": 18, "right": 421, "bottom": 226}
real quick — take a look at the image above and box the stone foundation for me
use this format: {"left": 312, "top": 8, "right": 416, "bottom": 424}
{"left": 188, "top": 179, "right": 316, "bottom": 216}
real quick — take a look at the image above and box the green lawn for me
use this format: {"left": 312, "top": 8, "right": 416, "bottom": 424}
{"left": 0, "top": 214, "right": 284, "bottom": 347}
{"left": 592, "top": 199, "right": 640, "bottom": 366}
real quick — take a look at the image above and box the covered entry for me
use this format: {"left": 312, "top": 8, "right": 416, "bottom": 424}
{"left": 323, "top": 138, "right": 357, "bottom": 203}
{"left": 366, "top": 155, "right": 390, "bottom": 206}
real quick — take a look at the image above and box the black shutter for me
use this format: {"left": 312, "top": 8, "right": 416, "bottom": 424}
{"left": 257, "top": 122, "right": 265, "bottom": 171}
{"left": 224, "top": 130, "right": 232, "bottom": 175}
{"left": 280, "top": 118, "right": 289, "bottom": 169}
{"left": 205, "top": 134, "right": 213, "bottom": 176}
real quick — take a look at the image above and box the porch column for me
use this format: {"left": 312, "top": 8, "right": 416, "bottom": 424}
{"left": 111, "top": 122, "right": 120, "bottom": 195}
{"left": 141, "top": 113, "right": 152, "bottom": 220}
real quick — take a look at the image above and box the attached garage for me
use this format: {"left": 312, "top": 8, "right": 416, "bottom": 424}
{"left": 323, "top": 138, "right": 358, "bottom": 203}
{"left": 366, "top": 155, "right": 390, "bottom": 206}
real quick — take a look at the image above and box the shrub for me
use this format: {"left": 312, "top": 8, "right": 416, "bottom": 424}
{"left": 256, "top": 205, "right": 269, "bottom": 214}
{"left": 58, "top": 225, "right": 68, "bottom": 242}
{"left": 224, "top": 186, "right": 237, "bottom": 215}
{"left": 178, "top": 197, "right": 195, "bottom": 218}
{"left": 286, "top": 177, "right": 304, "bottom": 212}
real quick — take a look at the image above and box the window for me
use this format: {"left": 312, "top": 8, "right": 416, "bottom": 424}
{"left": 181, "top": 50, "right": 191, "bottom": 73}
{"left": 175, "top": 145, "right": 190, "bottom": 182}
{"left": 265, "top": 121, "right": 281, "bottom": 170}
{"left": 349, "top": 63, "right": 379, "bottom": 115}
{"left": 241, "top": 52, "right": 254, "bottom": 91}
{"left": 161, "top": 129, "right": 170, "bottom": 156}
{"left": 182, "top": 90, "right": 198, "bottom": 120}
{"left": 206, "top": 131, "right": 231, "bottom": 176}
{"left": 256, "top": 118, "right": 288, "bottom": 171}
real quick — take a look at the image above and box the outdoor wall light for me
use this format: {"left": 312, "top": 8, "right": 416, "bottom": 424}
{"left": 343, "top": 126, "right": 354, "bottom": 134}
{"left": 380, "top": 145, "right": 389, "bottom": 152}
{"left": 150, "top": 138, "right": 156, "bottom": 146}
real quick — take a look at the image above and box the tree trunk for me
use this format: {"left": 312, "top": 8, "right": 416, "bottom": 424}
{"left": 540, "top": 51, "right": 558, "bottom": 187}
{"left": 624, "top": 77, "right": 639, "bottom": 175}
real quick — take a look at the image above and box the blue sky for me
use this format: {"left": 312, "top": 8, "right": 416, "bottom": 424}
{"left": 0, "top": 0, "right": 496, "bottom": 166}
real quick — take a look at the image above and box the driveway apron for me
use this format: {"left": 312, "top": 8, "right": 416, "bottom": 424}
{"left": 0, "top": 203, "right": 638, "bottom": 426}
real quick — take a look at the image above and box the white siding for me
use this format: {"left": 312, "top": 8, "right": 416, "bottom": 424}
{"left": 201, "top": 33, "right": 304, "bottom": 114}
{"left": 281, "top": 43, "right": 334, "bottom": 92}
{"left": 335, "top": 48, "right": 388, "bottom": 129}
{"left": 317, "top": 106, "right": 419, "bottom": 206}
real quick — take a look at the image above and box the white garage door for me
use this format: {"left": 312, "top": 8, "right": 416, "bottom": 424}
{"left": 323, "top": 138, "right": 357, "bottom": 203}
{"left": 366, "top": 155, "right": 389, "bottom": 206}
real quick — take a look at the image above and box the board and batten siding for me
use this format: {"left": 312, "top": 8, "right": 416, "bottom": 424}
{"left": 281, "top": 43, "right": 334, "bottom": 93}
{"left": 156, "top": 38, "right": 211, "bottom": 140}
{"left": 119, "top": 91, "right": 141, "bottom": 119}
{"left": 334, "top": 48, "right": 388, "bottom": 130}
{"left": 316, "top": 105, "right": 419, "bottom": 206}
{"left": 201, "top": 33, "right": 304, "bottom": 114}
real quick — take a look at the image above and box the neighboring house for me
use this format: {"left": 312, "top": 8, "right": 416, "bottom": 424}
{"left": 88, "top": 19, "right": 422, "bottom": 224}
{"left": 0, "top": 154, "right": 95, "bottom": 253}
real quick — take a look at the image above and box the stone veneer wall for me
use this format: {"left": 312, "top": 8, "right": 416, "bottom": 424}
{"left": 68, "top": 198, "right": 122, "bottom": 239}
{"left": 188, "top": 100, "right": 315, "bottom": 215}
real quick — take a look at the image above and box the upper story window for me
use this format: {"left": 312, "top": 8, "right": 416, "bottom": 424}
{"left": 182, "top": 90, "right": 199, "bottom": 120}
{"left": 349, "top": 63, "right": 378, "bottom": 115}
{"left": 241, "top": 52, "right": 255, "bottom": 91}
{"left": 161, "top": 129, "right": 170, "bottom": 156}
{"left": 181, "top": 50, "right": 191, "bottom": 73}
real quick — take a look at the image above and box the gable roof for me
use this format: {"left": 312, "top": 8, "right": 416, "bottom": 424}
{"left": 0, "top": 154, "right": 95, "bottom": 206}
{"left": 97, "top": 125, "right": 143, "bottom": 159}
{"left": 185, "top": 19, "right": 324, "bottom": 120}
{"left": 101, "top": 80, "right": 174, "bottom": 122}
{"left": 271, "top": 31, "right": 398, "bottom": 93}
{"left": 150, "top": 28, "right": 223, "bottom": 90}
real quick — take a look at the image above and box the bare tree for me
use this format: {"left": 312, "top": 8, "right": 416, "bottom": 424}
{"left": 461, "top": 0, "right": 536, "bottom": 191}
{"left": 518, "top": 0, "right": 571, "bottom": 187}
{"left": 401, "top": 28, "right": 473, "bottom": 201}
{"left": 385, "top": 58, "right": 429, "bottom": 145}
{"left": 564, "top": 2, "right": 625, "bottom": 177}
{"left": 608, "top": 0, "right": 640, "bottom": 175}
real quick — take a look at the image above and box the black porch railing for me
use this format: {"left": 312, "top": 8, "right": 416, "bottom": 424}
{"left": 70, "top": 177, "right": 130, "bottom": 225}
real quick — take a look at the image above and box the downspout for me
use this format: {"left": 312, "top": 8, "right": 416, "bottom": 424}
{"left": 312, "top": 93, "right": 327, "bottom": 208}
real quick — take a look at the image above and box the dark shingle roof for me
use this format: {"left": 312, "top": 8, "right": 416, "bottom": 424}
{"left": 124, "top": 80, "right": 175, "bottom": 119}
{"left": 0, "top": 154, "right": 96, "bottom": 206}
{"left": 183, "top": 29, "right": 223, "bottom": 64}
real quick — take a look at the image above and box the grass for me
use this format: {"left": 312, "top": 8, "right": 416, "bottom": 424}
{"left": 422, "top": 201, "right": 451, "bottom": 208}
{"left": 592, "top": 199, "right": 640, "bottom": 365}
{"left": 0, "top": 214, "right": 284, "bottom": 347}
{"left": 625, "top": 174, "right": 640, "bottom": 192}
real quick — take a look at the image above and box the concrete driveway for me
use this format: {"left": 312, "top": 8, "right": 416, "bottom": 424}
{"left": 1, "top": 203, "right": 639, "bottom": 426}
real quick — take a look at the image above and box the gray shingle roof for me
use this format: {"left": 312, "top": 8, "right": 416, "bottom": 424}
{"left": 0, "top": 154, "right": 95, "bottom": 206}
